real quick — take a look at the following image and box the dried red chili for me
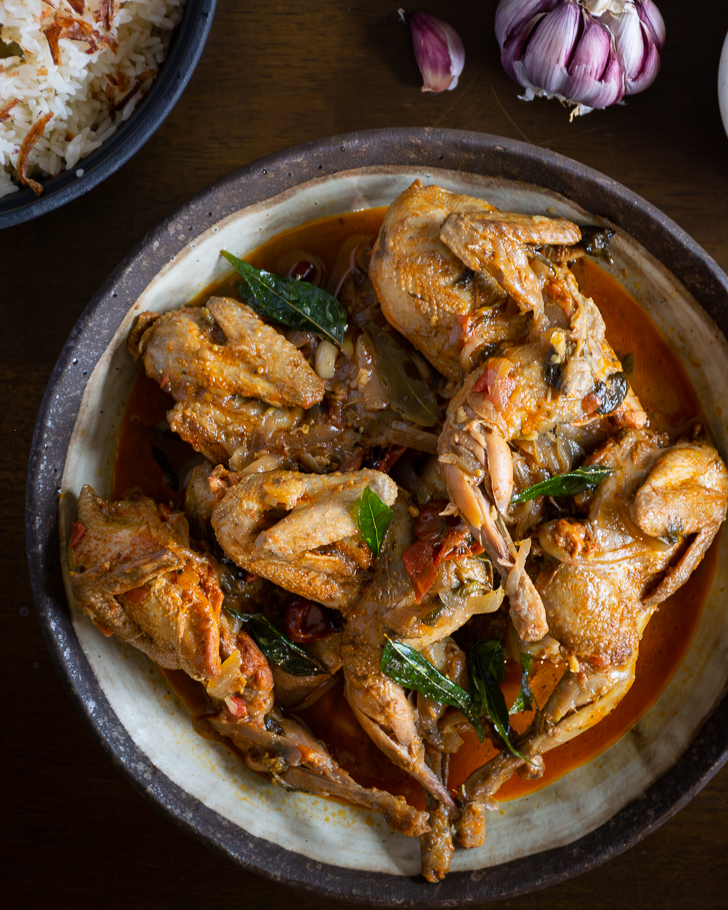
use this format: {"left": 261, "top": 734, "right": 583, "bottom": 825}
{"left": 370, "top": 444, "right": 407, "bottom": 473}
{"left": 287, "top": 259, "right": 318, "bottom": 283}
{"left": 283, "top": 598, "right": 340, "bottom": 644}
{"left": 413, "top": 498, "right": 451, "bottom": 544}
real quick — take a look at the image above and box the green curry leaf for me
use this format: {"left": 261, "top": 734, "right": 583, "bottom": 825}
{"left": 225, "top": 610, "right": 328, "bottom": 677}
{"left": 380, "top": 638, "right": 484, "bottom": 741}
{"left": 363, "top": 323, "right": 441, "bottom": 427}
{"left": 0, "top": 37, "right": 24, "bottom": 59}
{"left": 469, "top": 640, "right": 525, "bottom": 759}
{"left": 510, "top": 464, "right": 612, "bottom": 504}
{"left": 510, "top": 652, "right": 538, "bottom": 715}
{"left": 221, "top": 250, "right": 347, "bottom": 348}
{"left": 356, "top": 485, "right": 393, "bottom": 558}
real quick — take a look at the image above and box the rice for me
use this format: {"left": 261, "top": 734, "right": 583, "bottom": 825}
{"left": 0, "top": 0, "right": 185, "bottom": 198}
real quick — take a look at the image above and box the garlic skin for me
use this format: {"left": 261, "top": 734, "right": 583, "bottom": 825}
{"left": 495, "top": 0, "right": 666, "bottom": 117}
{"left": 399, "top": 9, "right": 465, "bottom": 94}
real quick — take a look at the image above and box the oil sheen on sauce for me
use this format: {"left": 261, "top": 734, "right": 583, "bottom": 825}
{"left": 114, "top": 208, "right": 718, "bottom": 810}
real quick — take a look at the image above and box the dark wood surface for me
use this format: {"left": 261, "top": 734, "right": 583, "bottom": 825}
{"left": 5, "top": 2, "right": 728, "bottom": 907}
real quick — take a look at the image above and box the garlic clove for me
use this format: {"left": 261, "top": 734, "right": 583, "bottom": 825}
{"left": 522, "top": 1, "right": 581, "bottom": 96}
{"left": 498, "top": 0, "right": 561, "bottom": 87}
{"left": 562, "top": 16, "right": 624, "bottom": 109}
{"left": 495, "top": 0, "right": 559, "bottom": 50}
{"left": 400, "top": 9, "right": 465, "bottom": 94}
{"left": 500, "top": 18, "right": 535, "bottom": 87}
{"left": 635, "top": 0, "right": 665, "bottom": 51}
{"left": 314, "top": 339, "right": 338, "bottom": 380}
{"left": 601, "top": 3, "right": 644, "bottom": 85}
{"left": 625, "top": 31, "right": 660, "bottom": 95}
{"left": 601, "top": 2, "right": 660, "bottom": 96}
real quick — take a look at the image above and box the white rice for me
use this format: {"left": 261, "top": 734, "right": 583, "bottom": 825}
{"left": 0, "top": 0, "right": 185, "bottom": 198}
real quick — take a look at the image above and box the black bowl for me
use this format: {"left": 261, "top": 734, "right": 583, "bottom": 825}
{"left": 26, "top": 129, "right": 728, "bottom": 906}
{"left": 0, "top": 0, "right": 216, "bottom": 230}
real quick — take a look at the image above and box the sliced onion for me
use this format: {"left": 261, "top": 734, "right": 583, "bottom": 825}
{"left": 388, "top": 421, "right": 439, "bottom": 455}
{"left": 511, "top": 537, "right": 532, "bottom": 573}
{"left": 465, "top": 588, "right": 505, "bottom": 614}
{"left": 300, "top": 452, "right": 328, "bottom": 473}
{"left": 206, "top": 650, "right": 243, "bottom": 699}
{"left": 237, "top": 452, "right": 285, "bottom": 474}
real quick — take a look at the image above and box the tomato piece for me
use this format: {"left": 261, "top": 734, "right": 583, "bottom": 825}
{"left": 124, "top": 585, "right": 149, "bottom": 603}
{"left": 226, "top": 696, "right": 248, "bottom": 718}
{"left": 472, "top": 370, "right": 490, "bottom": 394}
{"left": 406, "top": 502, "right": 485, "bottom": 600}
{"left": 70, "top": 522, "right": 86, "bottom": 548}
{"left": 283, "top": 598, "right": 340, "bottom": 643}
{"left": 433, "top": 524, "right": 473, "bottom": 568}
{"left": 472, "top": 358, "right": 516, "bottom": 408}
{"left": 402, "top": 540, "right": 438, "bottom": 603}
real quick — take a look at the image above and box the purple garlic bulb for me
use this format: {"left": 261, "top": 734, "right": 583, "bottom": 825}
{"left": 495, "top": 0, "right": 665, "bottom": 117}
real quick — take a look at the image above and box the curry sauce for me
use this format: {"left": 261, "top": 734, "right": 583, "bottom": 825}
{"left": 114, "top": 208, "right": 717, "bottom": 808}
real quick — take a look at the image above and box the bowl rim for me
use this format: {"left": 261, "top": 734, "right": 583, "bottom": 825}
{"left": 25, "top": 128, "right": 728, "bottom": 906}
{"left": 0, "top": 0, "right": 217, "bottom": 230}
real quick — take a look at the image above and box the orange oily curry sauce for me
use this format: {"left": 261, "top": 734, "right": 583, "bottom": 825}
{"left": 113, "top": 209, "right": 717, "bottom": 810}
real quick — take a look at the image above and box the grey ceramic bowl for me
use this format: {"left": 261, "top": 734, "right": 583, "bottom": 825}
{"left": 26, "top": 129, "right": 728, "bottom": 906}
{"left": 0, "top": 0, "right": 216, "bottom": 229}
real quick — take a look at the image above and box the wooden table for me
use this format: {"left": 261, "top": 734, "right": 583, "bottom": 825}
{"left": 5, "top": 3, "right": 728, "bottom": 907}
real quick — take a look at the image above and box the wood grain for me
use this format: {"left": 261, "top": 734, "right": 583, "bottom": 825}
{"left": 4, "top": 2, "right": 728, "bottom": 907}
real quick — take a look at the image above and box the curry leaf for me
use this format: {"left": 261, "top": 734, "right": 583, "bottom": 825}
{"left": 221, "top": 250, "right": 347, "bottom": 348}
{"left": 469, "top": 640, "right": 525, "bottom": 759}
{"left": 617, "top": 352, "right": 634, "bottom": 375}
{"left": 595, "top": 371, "right": 629, "bottom": 415}
{"left": 381, "top": 638, "right": 483, "bottom": 741}
{"left": 510, "top": 652, "right": 538, "bottom": 715}
{"left": 579, "top": 225, "right": 615, "bottom": 263}
{"left": 356, "top": 485, "right": 393, "bottom": 558}
{"left": 510, "top": 464, "right": 612, "bottom": 504}
{"left": 0, "top": 37, "right": 24, "bottom": 59}
{"left": 225, "top": 610, "right": 328, "bottom": 677}
{"left": 151, "top": 445, "right": 179, "bottom": 492}
{"left": 363, "top": 324, "right": 441, "bottom": 427}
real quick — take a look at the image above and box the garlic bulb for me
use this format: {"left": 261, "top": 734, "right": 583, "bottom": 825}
{"left": 399, "top": 9, "right": 465, "bottom": 94}
{"left": 495, "top": 0, "right": 666, "bottom": 117}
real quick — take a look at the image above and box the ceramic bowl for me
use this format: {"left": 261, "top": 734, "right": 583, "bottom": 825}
{"left": 26, "top": 129, "right": 728, "bottom": 906}
{"left": 0, "top": 0, "right": 216, "bottom": 229}
{"left": 719, "top": 32, "right": 728, "bottom": 140}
